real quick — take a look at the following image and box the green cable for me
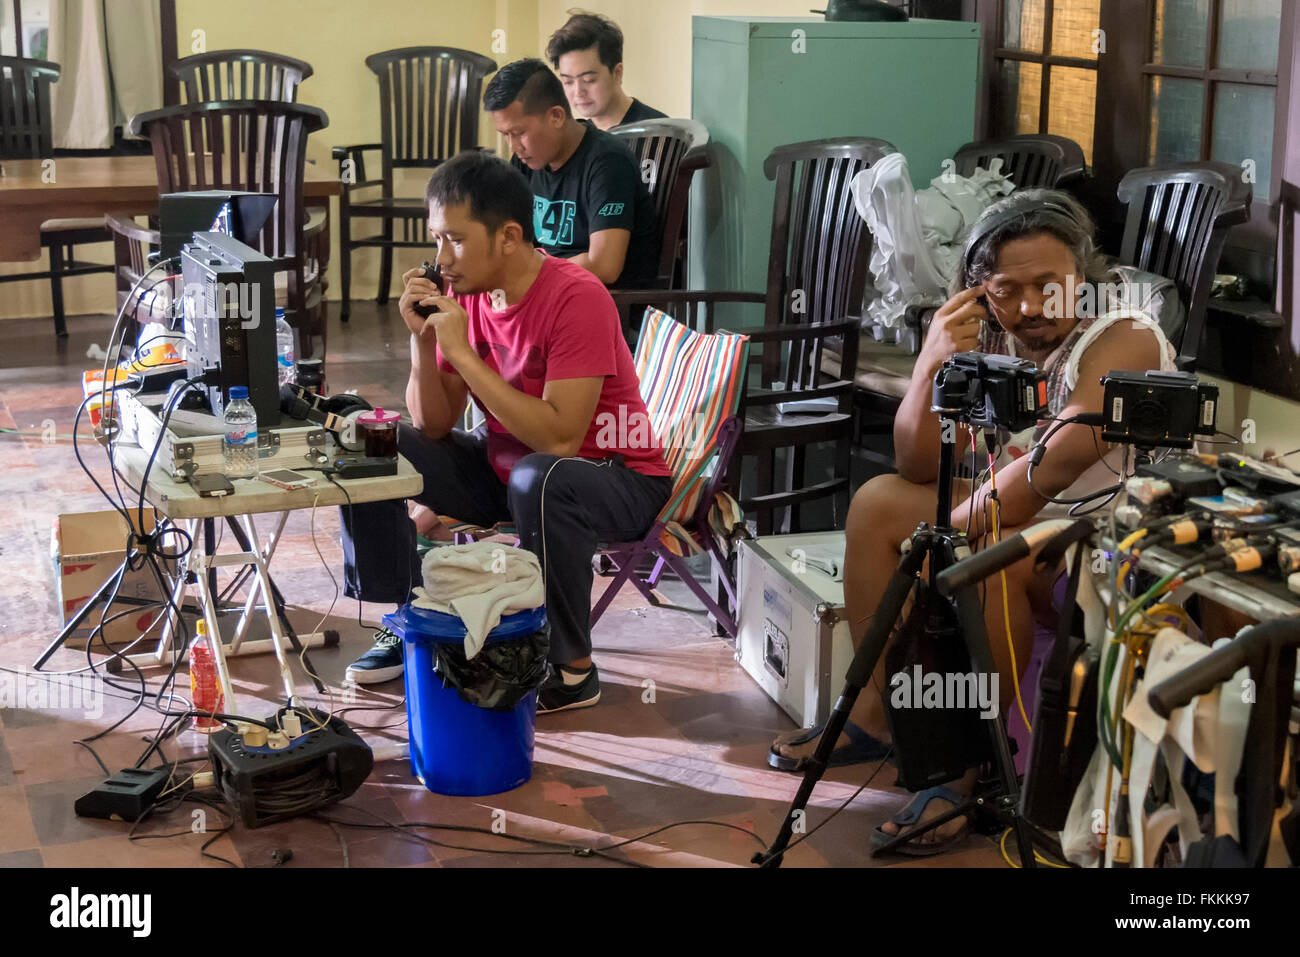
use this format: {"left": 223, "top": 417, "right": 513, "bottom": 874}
{"left": 1097, "top": 566, "right": 1181, "bottom": 767}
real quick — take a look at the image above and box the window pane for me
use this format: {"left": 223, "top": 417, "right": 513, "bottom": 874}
{"left": 1047, "top": 66, "right": 1096, "bottom": 165}
{"left": 1216, "top": 0, "right": 1283, "bottom": 71}
{"left": 1148, "top": 75, "right": 1205, "bottom": 163}
{"left": 1002, "top": 0, "right": 1045, "bottom": 53}
{"left": 1051, "top": 0, "right": 1102, "bottom": 61}
{"left": 1, "top": 2, "right": 16, "bottom": 58}
{"left": 1211, "top": 83, "right": 1275, "bottom": 199}
{"left": 997, "top": 59, "right": 1042, "bottom": 136}
{"left": 1152, "top": 0, "right": 1209, "bottom": 67}
{"left": 20, "top": 0, "right": 49, "bottom": 61}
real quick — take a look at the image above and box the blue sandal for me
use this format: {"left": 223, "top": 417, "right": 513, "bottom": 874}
{"left": 870, "top": 784, "right": 972, "bottom": 857}
{"left": 768, "top": 719, "right": 891, "bottom": 772}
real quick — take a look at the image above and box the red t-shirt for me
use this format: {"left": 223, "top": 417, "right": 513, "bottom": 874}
{"left": 435, "top": 255, "right": 671, "bottom": 483}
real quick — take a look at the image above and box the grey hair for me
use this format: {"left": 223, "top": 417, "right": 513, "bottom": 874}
{"left": 951, "top": 188, "right": 1113, "bottom": 297}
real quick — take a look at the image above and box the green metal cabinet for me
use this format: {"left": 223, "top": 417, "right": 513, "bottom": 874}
{"left": 690, "top": 15, "right": 981, "bottom": 312}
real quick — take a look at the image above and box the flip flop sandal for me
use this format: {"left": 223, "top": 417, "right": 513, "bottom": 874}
{"left": 767, "top": 719, "right": 891, "bottom": 772}
{"left": 870, "top": 784, "right": 972, "bottom": 857}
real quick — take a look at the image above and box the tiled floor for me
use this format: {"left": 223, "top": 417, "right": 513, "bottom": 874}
{"left": 0, "top": 305, "right": 1005, "bottom": 868}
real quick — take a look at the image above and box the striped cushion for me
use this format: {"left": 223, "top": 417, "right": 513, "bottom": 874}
{"left": 633, "top": 308, "right": 750, "bottom": 524}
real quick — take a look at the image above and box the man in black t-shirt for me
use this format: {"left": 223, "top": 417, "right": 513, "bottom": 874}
{"left": 484, "top": 58, "right": 658, "bottom": 289}
{"left": 546, "top": 12, "right": 667, "bottom": 131}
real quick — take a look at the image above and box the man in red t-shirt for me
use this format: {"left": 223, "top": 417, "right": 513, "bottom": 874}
{"left": 339, "top": 150, "right": 672, "bottom": 713}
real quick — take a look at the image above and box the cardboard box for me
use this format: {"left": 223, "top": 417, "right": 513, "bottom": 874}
{"left": 52, "top": 510, "right": 173, "bottom": 652}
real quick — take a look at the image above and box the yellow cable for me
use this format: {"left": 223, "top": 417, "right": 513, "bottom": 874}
{"left": 999, "top": 828, "right": 1070, "bottom": 868}
{"left": 988, "top": 465, "right": 1030, "bottom": 732}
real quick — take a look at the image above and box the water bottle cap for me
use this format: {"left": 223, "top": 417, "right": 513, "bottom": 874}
{"left": 275, "top": 307, "right": 286, "bottom": 320}
{"left": 196, "top": 620, "right": 208, "bottom": 636}
{"left": 229, "top": 386, "right": 249, "bottom": 400}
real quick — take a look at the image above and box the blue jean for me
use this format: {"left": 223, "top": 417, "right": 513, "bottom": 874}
{"left": 339, "top": 423, "right": 672, "bottom": 663}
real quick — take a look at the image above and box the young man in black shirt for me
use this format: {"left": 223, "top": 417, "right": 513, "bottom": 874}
{"left": 485, "top": 58, "right": 658, "bottom": 289}
{"left": 546, "top": 11, "right": 667, "bottom": 131}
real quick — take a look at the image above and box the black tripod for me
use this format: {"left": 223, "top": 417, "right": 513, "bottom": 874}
{"left": 756, "top": 423, "right": 1037, "bottom": 867}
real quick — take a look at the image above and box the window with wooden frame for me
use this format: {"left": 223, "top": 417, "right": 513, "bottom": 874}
{"left": 985, "top": 0, "right": 1291, "bottom": 221}
{"left": 1145, "top": 0, "right": 1283, "bottom": 201}
{"left": 991, "top": 0, "right": 1103, "bottom": 166}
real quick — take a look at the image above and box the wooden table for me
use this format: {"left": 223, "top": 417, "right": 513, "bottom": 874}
{"left": 0, "top": 155, "right": 342, "bottom": 262}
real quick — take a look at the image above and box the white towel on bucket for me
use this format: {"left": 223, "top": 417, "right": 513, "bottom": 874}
{"left": 411, "top": 543, "right": 545, "bottom": 660}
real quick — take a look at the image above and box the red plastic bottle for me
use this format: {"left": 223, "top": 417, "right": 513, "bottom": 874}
{"left": 189, "top": 621, "right": 225, "bottom": 732}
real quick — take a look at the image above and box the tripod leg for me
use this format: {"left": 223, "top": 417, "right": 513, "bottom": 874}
{"left": 758, "top": 539, "right": 929, "bottom": 867}
{"left": 953, "top": 581, "right": 1036, "bottom": 867}
{"left": 32, "top": 556, "right": 133, "bottom": 670}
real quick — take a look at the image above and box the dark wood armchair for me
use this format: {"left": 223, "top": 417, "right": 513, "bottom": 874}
{"left": 0, "top": 56, "right": 114, "bottom": 338}
{"left": 608, "top": 117, "right": 710, "bottom": 291}
{"left": 333, "top": 47, "right": 497, "bottom": 319}
{"left": 170, "top": 49, "right": 314, "bottom": 103}
{"left": 104, "top": 99, "right": 329, "bottom": 356}
{"left": 613, "top": 137, "right": 892, "bottom": 535}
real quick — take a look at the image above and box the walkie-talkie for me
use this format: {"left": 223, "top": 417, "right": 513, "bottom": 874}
{"left": 413, "top": 261, "right": 444, "bottom": 318}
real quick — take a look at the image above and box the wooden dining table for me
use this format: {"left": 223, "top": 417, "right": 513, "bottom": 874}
{"left": 0, "top": 155, "right": 342, "bottom": 262}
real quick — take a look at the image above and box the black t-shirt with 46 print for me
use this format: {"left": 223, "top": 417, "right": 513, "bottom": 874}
{"left": 512, "top": 123, "right": 659, "bottom": 288}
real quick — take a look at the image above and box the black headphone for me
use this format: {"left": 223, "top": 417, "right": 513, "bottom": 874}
{"left": 959, "top": 199, "right": 1084, "bottom": 288}
{"left": 281, "top": 384, "right": 373, "bottom": 451}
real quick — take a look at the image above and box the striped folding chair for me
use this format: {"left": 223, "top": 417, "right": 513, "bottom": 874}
{"left": 588, "top": 308, "right": 751, "bottom": 638}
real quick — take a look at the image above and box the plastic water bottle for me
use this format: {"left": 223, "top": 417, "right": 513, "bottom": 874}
{"left": 223, "top": 386, "right": 258, "bottom": 479}
{"left": 275, "top": 308, "right": 296, "bottom": 387}
{"left": 189, "top": 620, "right": 225, "bottom": 733}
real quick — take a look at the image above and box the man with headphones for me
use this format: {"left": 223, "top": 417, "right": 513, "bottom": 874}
{"left": 337, "top": 149, "right": 672, "bottom": 713}
{"left": 768, "top": 189, "right": 1179, "bottom": 852}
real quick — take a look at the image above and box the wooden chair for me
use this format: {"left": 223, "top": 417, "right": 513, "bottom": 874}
{"left": 165, "top": 49, "right": 329, "bottom": 337}
{"left": 608, "top": 117, "right": 710, "bottom": 291}
{"left": 333, "top": 47, "right": 497, "bottom": 319}
{"left": 0, "top": 56, "right": 114, "bottom": 338}
{"left": 170, "top": 49, "right": 313, "bottom": 103}
{"left": 1116, "top": 161, "right": 1251, "bottom": 371}
{"left": 104, "top": 100, "right": 329, "bottom": 356}
{"left": 619, "top": 138, "right": 892, "bottom": 535}
{"left": 953, "top": 133, "right": 1086, "bottom": 190}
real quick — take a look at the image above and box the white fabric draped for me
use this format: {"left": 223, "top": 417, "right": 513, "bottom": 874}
{"left": 48, "top": 0, "right": 162, "bottom": 149}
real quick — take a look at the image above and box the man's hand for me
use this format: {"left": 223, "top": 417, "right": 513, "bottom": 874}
{"left": 421, "top": 296, "right": 472, "bottom": 366}
{"left": 399, "top": 266, "right": 441, "bottom": 340}
{"left": 920, "top": 286, "right": 987, "bottom": 373}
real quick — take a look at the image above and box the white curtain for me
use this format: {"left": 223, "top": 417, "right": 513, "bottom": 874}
{"left": 48, "top": 0, "right": 162, "bottom": 149}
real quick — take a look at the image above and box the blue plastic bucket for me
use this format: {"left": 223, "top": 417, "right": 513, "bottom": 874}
{"left": 383, "top": 603, "right": 546, "bottom": 796}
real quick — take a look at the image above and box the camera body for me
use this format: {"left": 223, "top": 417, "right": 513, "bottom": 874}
{"left": 1100, "top": 370, "right": 1218, "bottom": 450}
{"left": 931, "top": 352, "right": 1048, "bottom": 433}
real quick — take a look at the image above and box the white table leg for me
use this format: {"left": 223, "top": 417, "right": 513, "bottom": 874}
{"left": 237, "top": 512, "right": 298, "bottom": 705}
{"left": 230, "top": 512, "right": 289, "bottom": 654}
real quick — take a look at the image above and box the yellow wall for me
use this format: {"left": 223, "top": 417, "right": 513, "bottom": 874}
{"left": 536, "top": 0, "right": 817, "bottom": 119}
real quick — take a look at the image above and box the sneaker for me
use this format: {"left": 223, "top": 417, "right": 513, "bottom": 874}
{"left": 345, "top": 627, "right": 404, "bottom": 685}
{"left": 537, "top": 663, "right": 601, "bottom": 714}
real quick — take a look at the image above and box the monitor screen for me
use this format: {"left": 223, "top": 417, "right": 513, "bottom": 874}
{"left": 210, "top": 202, "right": 234, "bottom": 235}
